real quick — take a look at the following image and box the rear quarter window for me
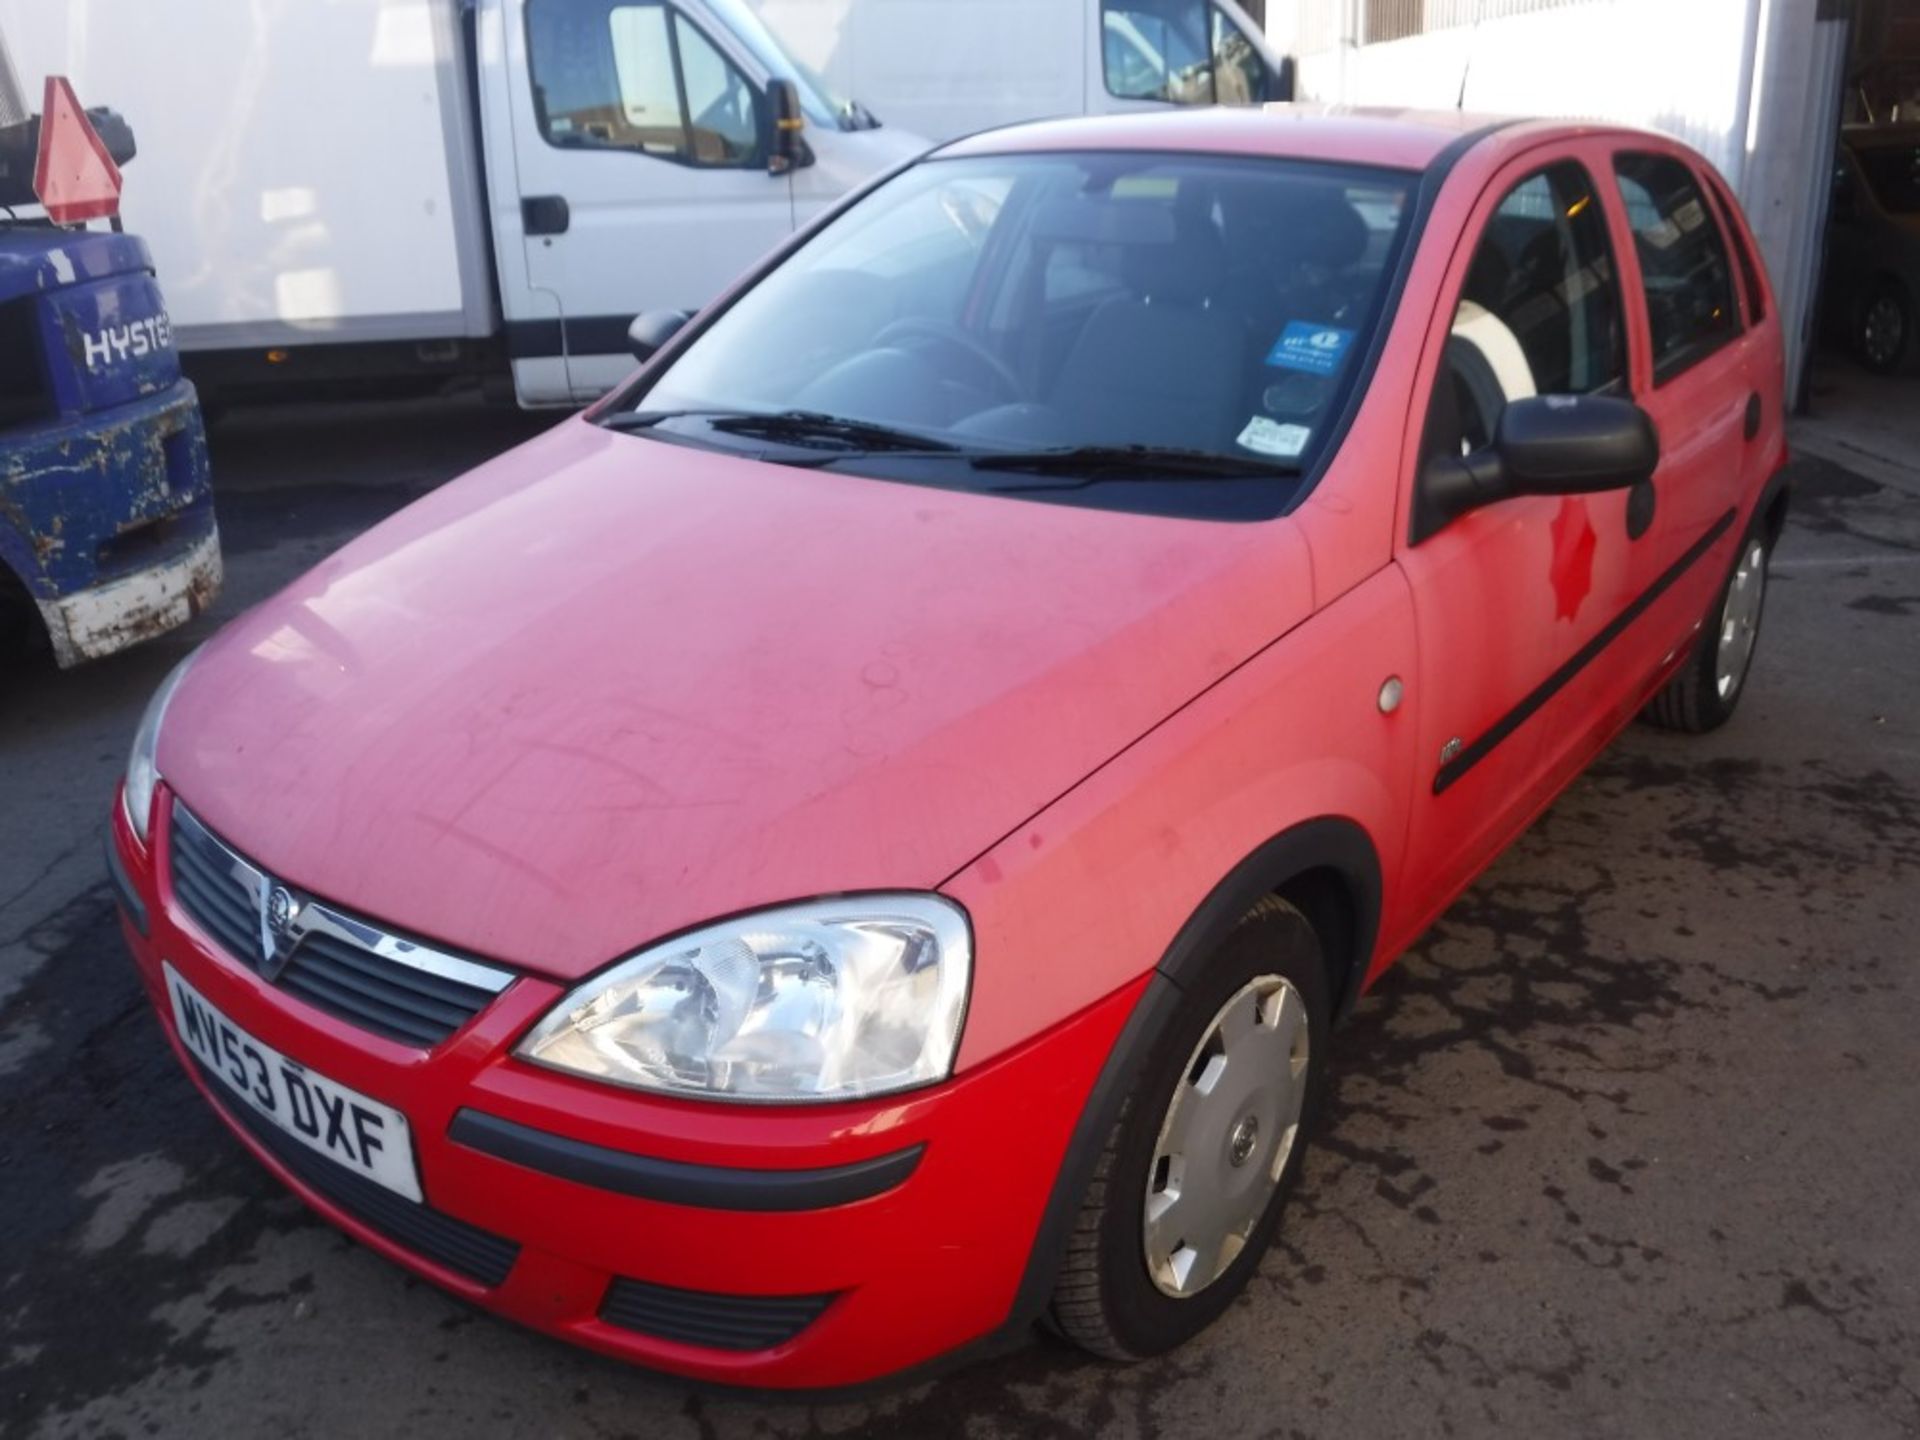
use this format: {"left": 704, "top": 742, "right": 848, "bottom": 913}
{"left": 1613, "top": 151, "right": 1740, "bottom": 384}
{"left": 1703, "top": 171, "right": 1766, "bottom": 325}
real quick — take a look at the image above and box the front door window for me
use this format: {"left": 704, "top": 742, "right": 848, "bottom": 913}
{"left": 528, "top": 0, "right": 762, "bottom": 168}
{"left": 1101, "top": 1, "right": 1267, "bottom": 106}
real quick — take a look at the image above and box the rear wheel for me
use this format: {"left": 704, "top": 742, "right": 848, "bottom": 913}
{"left": 1643, "top": 520, "right": 1769, "bottom": 733}
{"left": 1857, "top": 281, "right": 1913, "bottom": 375}
{"left": 1047, "top": 896, "right": 1329, "bottom": 1360}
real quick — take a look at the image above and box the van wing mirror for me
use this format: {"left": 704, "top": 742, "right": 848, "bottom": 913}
{"left": 1265, "top": 55, "right": 1296, "bottom": 103}
{"left": 767, "top": 79, "right": 813, "bottom": 175}
{"left": 628, "top": 309, "right": 692, "bottom": 363}
{"left": 1414, "top": 394, "right": 1659, "bottom": 542}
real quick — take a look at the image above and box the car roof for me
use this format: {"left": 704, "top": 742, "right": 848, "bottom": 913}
{"left": 936, "top": 104, "right": 1592, "bottom": 172}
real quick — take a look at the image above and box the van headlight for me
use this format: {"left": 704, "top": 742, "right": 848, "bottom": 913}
{"left": 122, "top": 651, "right": 197, "bottom": 845}
{"left": 517, "top": 896, "right": 972, "bottom": 1103}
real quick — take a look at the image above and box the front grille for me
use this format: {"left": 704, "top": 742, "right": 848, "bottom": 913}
{"left": 168, "top": 802, "right": 514, "bottom": 1047}
{"left": 599, "top": 1277, "right": 838, "bottom": 1352}
{"left": 196, "top": 1060, "right": 521, "bottom": 1288}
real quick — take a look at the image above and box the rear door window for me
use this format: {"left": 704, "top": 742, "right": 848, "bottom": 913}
{"left": 1613, "top": 152, "right": 1739, "bottom": 383}
{"left": 1854, "top": 142, "right": 1920, "bottom": 214}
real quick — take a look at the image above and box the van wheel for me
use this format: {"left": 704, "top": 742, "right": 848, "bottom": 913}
{"left": 1643, "top": 521, "right": 1769, "bottom": 734}
{"left": 1047, "top": 896, "right": 1328, "bottom": 1360}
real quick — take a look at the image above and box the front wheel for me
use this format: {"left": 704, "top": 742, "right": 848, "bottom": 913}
{"left": 1643, "top": 520, "right": 1770, "bottom": 733}
{"left": 1047, "top": 896, "right": 1329, "bottom": 1359}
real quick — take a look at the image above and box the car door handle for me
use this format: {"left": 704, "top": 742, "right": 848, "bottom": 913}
{"left": 1744, "top": 392, "right": 1762, "bottom": 441}
{"left": 522, "top": 195, "right": 570, "bottom": 237}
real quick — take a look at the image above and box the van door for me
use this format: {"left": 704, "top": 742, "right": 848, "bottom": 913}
{"left": 499, "top": 0, "right": 795, "bottom": 400}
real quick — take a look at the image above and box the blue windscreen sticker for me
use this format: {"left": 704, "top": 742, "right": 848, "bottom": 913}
{"left": 1266, "top": 322, "right": 1354, "bottom": 377}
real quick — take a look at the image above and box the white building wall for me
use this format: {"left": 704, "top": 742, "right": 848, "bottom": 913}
{"left": 1276, "top": 0, "right": 1846, "bottom": 400}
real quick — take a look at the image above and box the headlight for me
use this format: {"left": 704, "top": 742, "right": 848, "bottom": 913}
{"left": 122, "top": 651, "right": 197, "bottom": 845}
{"left": 516, "top": 895, "right": 972, "bottom": 1103}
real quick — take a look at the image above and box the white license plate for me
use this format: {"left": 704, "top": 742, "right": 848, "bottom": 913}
{"left": 165, "top": 963, "right": 422, "bottom": 1202}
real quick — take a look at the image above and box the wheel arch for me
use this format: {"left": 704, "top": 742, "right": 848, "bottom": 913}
{"left": 1756, "top": 451, "right": 1793, "bottom": 552}
{"left": 0, "top": 550, "right": 47, "bottom": 660}
{"left": 998, "top": 815, "right": 1385, "bottom": 1338}
{"left": 1153, "top": 816, "right": 1383, "bottom": 1023}
{"left": 1857, "top": 270, "right": 1915, "bottom": 366}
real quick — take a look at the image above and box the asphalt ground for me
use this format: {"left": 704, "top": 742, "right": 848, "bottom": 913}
{"left": 2, "top": 373, "right": 1917, "bottom": 1439}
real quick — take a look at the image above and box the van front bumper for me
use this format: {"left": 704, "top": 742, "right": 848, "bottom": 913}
{"left": 109, "top": 787, "right": 1137, "bottom": 1389}
{"left": 3, "top": 380, "right": 220, "bottom": 666}
{"left": 40, "top": 524, "right": 221, "bottom": 666}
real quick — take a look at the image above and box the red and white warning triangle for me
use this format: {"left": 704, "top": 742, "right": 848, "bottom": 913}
{"left": 33, "top": 76, "right": 123, "bottom": 224}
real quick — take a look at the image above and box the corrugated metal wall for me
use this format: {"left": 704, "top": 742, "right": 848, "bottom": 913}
{"left": 1361, "top": 0, "right": 1588, "bottom": 43}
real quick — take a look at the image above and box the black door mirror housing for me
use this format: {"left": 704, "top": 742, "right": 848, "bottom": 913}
{"left": 627, "top": 309, "right": 693, "bottom": 363}
{"left": 1265, "top": 55, "right": 1296, "bottom": 103}
{"left": 1414, "top": 394, "right": 1660, "bottom": 543}
{"left": 767, "top": 79, "right": 813, "bottom": 175}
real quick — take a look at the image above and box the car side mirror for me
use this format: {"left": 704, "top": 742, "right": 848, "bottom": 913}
{"left": 627, "top": 309, "right": 692, "bottom": 363}
{"left": 767, "top": 79, "right": 813, "bottom": 175}
{"left": 1414, "top": 394, "right": 1659, "bottom": 542}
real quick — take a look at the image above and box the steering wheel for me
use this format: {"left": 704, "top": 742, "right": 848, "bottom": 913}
{"left": 872, "top": 317, "right": 1023, "bottom": 402}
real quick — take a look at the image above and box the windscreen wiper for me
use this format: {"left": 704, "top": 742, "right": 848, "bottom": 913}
{"left": 968, "top": 444, "right": 1300, "bottom": 489}
{"left": 603, "top": 408, "right": 958, "bottom": 454}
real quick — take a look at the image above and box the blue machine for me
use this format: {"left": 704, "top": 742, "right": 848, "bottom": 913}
{"left": 0, "top": 225, "right": 221, "bottom": 667}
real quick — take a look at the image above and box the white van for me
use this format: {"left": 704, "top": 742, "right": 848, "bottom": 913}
{"left": 0, "top": 0, "right": 922, "bottom": 407}
{"left": 750, "top": 0, "right": 1291, "bottom": 144}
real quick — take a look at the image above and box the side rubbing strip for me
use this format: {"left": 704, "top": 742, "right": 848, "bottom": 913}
{"left": 1434, "top": 508, "right": 1737, "bottom": 795}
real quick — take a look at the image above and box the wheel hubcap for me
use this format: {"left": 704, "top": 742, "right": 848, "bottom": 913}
{"left": 1143, "top": 974, "right": 1309, "bottom": 1299}
{"left": 1864, "top": 296, "right": 1905, "bottom": 367}
{"left": 1714, "top": 539, "right": 1766, "bottom": 701}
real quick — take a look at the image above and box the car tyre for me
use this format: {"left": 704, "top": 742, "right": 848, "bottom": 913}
{"left": 1643, "top": 518, "right": 1770, "bottom": 734}
{"left": 1857, "top": 280, "right": 1914, "bottom": 375}
{"left": 1047, "top": 895, "right": 1329, "bottom": 1360}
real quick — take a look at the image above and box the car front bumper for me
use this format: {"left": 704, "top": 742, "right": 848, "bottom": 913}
{"left": 109, "top": 787, "right": 1138, "bottom": 1389}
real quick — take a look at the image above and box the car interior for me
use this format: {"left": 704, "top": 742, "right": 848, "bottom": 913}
{"left": 692, "top": 157, "right": 1415, "bottom": 464}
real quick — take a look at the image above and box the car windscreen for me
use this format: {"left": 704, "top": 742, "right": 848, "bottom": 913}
{"left": 1855, "top": 143, "right": 1920, "bottom": 215}
{"left": 610, "top": 151, "right": 1416, "bottom": 519}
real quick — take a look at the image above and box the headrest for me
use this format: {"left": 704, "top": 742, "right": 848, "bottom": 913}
{"left": 1227, "top": 184, "right": 1371, "bottom": 271}
{"left": 1121, "top": 212, "right": 1226, "bottom": 305}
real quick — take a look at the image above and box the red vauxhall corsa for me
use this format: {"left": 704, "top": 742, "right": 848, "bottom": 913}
{"left": 109, "top": 107, "right": 1788, "bottom": 1387}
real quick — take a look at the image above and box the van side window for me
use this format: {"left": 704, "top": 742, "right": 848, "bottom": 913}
{"left": 1613, "top": 152, "right": 1739, "bottom": 382}
{"left": 1101, "top": 1, "right": 1265, "bottom": 107}
{"left": 1209, "top": 7, "right": 1268, "bottom": 104}
{"left": 526, "top": 0, "right": 761, "bottom": 168}
{"left": 1426, "top": 161, "right": 1625, "bottom": 463}
{"left": 671, "top": 14, "right": 760, "bottom": 165}
{"left": 603, "top": 7, "right": 683, "bottom": 155}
